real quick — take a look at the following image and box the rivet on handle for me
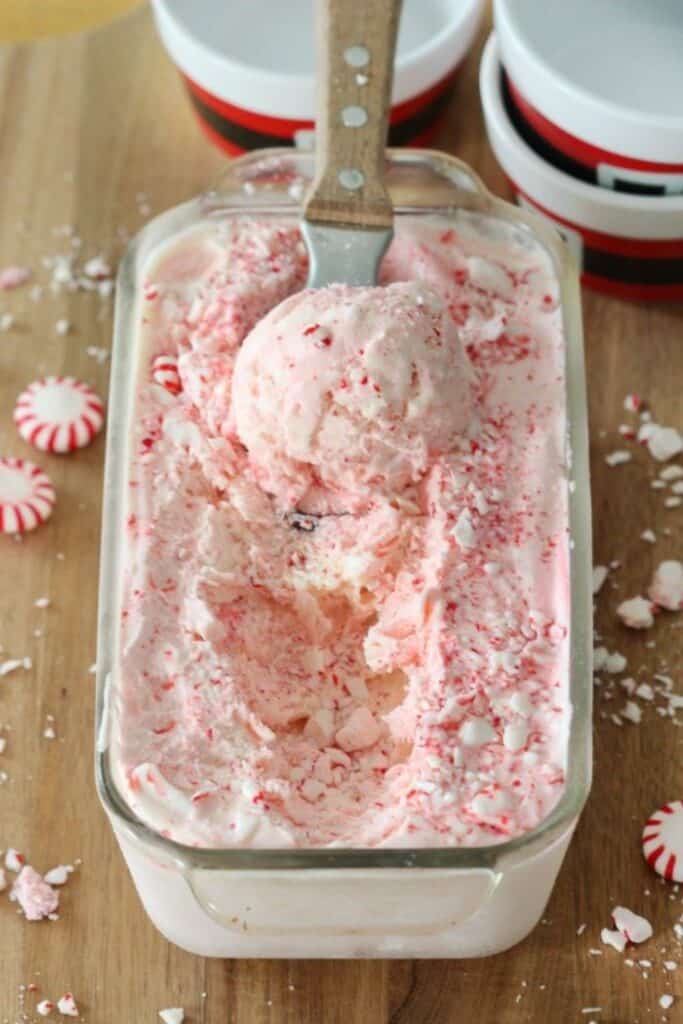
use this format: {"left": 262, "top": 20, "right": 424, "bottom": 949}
{"left": 341, "top": 105, "right": 368, "bottom": 128}
{"left": 338, "top": 168, "right": 365, "bottom": 190}
{"left": 343, "top": 45, "right": 370, "bottom": 68}
{"left": 303, "top": 0, "right": 401, "bottom": 231}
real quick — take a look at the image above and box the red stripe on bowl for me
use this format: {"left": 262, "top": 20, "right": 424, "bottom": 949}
{"left": 185, "top": 67, "right": 458, "bottom": 141}
{"left": 513, "top": 184, "right": 683, "bottom": 259}
{"left": 185, "top": 75, "right": 312, "bottom": 137}
{"left": 507, "top": 77, "right": 683, "bottom": 176}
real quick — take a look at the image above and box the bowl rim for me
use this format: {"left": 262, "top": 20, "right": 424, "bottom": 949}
{"left": 480, "top": 33, "right": 683, "bottom": 240}
{"left": 151, "top": 0, "right": 485, "bottom": 116}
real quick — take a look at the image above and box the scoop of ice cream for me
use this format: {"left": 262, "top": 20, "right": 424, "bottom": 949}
{"left": 231, "top": 282, "right": 472, "bottom": 512}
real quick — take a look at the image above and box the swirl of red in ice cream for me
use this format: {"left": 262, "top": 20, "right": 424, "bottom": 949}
{"left": 231, "top": 282, "right": 472, "bottom": 513}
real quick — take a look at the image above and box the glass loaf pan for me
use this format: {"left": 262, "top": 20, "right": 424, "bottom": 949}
{"left": 96, "top": 149, "right": 592, "bottom": 958}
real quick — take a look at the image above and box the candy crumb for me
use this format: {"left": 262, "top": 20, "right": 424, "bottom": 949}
{"left": 0, "top": 265, "right": 31, "bottom": 289}
{"left": 616, "top": 596, "right": 655, "bottom": 630}
{"left": 10, "top": 866, "right": 59, "bottom": 921}
{"left": 649, "top": 561, "right": 683, "bottom": 611}
{"left": 612, "top": 906, "right": 653, "bottom": 944}
{"left": 36, "top": 1001, "right": 55, "bottom": 1017}
{"left": 159, "top": 1010, "right": 184, "bottom": 1024}
{"left": 43, "top": 864, "right": 74, "bottom": 886}
{"left": 592, "top": 566, "right": 608, "bottom": 594}
{"left": 5, "top": 848, "right": 26, "bottom": 871}
{"left": 56, "top": 993, "right": 79, "bottom": 1017}
{"left": 83, "top": 256, "right": 111, "bottom": 280}
{"left": 601, "top": 927, "right": 627, "bottom": 951}
{"left": 605, "top": 450, "right": 632, "bottom": 467}
{"left": 621, "top": 701, "right": 642, "bottom": 724}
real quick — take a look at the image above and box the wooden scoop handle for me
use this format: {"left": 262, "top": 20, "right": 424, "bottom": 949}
{"left": 303, "top": 0, "right": 402, "bottom": 231}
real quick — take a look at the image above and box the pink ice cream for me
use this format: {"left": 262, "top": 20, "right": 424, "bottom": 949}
{"left": 231, "top": 282, "right": 473, "bottom": 513}
{"left": 115, "top": 215, "right": 569, "bottom": 849}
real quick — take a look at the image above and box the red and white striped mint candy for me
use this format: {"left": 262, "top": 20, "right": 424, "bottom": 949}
{"left": 14, "top": 376, "right": 104, "bottom": 453}
{"left": 152, "top": 354, "right": 182, "bottom": 395}
{"left": 642, "top": 800, "right": 683, "bottom": 882}
{"left": 0, "top": 458, "right": 56, "bottom": 533}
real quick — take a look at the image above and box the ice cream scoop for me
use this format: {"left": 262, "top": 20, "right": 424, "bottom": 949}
{"left": 232, "top": 280, "right": 473, "bottom": 513}
{"left": 301, "top": 0, "right": 401, "bottom": 288}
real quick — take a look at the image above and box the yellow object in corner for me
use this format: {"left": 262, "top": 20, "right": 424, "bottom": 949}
{"left": 0, "top": 0, "right": 143, "bottom": 41}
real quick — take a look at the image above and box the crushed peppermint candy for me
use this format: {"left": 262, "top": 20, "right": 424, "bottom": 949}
{"left": 616, "top": 596, "right": 655, "bottom": 629}
{"left": 0, "top": 265, "right": 31, "bottom": 289}
{"left": 605, "top": 450, "right": 632, "bottom": 467}
{"left": 612, "top": 906, "right": 653, "bottom": 944}
{"left": 152, "top": 354, "right": 182, "bottom": 396}
{"left": 661, "top": 465, "right": 683, "bottom": 482}
{"left": 43, "top": 864, "right": 74, "bottom": 885}
{"left": 83, "top": 256, "right": 111, "bottom": 280}
{"left": 624, "top": 393, "right": 642, "bottom": 412}
{"left": 86, "top": 345, "right": 110, "bottom": 364}
{"left": 5, "top": 848, "right": 26, "bottom": 871}
{"left": 0, "top": 656, "right": 32, "bottom": 676}
{"left": 621, "top": 701, "right": 642, "bottom": 724}
{"left": 641, "top": 529, "right": 657, "bottom": 543}
{"left": 649, "top": 561, "right": 683, "bottom": 611}
{"left": 453, "top": 508, "right": 476, "bottom": 548}
{"left": 0, "top": 867, "right": 6, "bottom": 891}
{"left": 592, "top": 566, "right": 608, "bottom": 594}
{"left": 594, "top": 647, "right": 628, "bottom": 675}
{"left": 601, "top": 927, "right": 627, "bottom": 951}
{"left": 36, "top": 1000, "right": 56, "bottom": 1016}
{"left": 159, "top": 1010, "right": 184, "bottom": 1024}
{"left": 639, "top": 422, "right": 683, "bottom": 462}
{"left": 660, "top": 994, "right": 675, "bottom": 1010}
{"left": 10, "top": 865, "right": 59, "bottom": 921}
{"left": 56, "top": 993, "right": 79, "bottom": 1017}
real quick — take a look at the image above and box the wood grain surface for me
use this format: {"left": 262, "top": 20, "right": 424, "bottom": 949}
{"left": 1, "top": 7, "right": 682, "bottom": 1024}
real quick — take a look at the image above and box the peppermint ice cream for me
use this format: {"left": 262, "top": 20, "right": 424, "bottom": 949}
{"left": 231, "top": 281, "right": 473, "bottom": 514}
{"left": 114, "top": 214, "right": 569, "bottom": 849}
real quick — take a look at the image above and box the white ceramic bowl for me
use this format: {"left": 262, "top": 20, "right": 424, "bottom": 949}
{"left": 152, "top": 0, "right": 485, "bottom": 153}
{"left": 480, "top": 34, "right": 683, "bottom": 302}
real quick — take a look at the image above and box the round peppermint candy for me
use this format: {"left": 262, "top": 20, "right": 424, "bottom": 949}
{"left": 152, "top": 354, "right": 182, "bottom": 395}
{"left": 14, "top": 376, "right": 105, "bottom": 453}
{"left": 642, "top": 800, "right": 683, "bottom": 883}
{"left": 0, "top": 458, "right": 56, "bottom": 533}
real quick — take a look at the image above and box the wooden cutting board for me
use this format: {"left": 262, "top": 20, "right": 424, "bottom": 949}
{"left": 1, "top": 7, "right": 682, "bottom": 1023}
